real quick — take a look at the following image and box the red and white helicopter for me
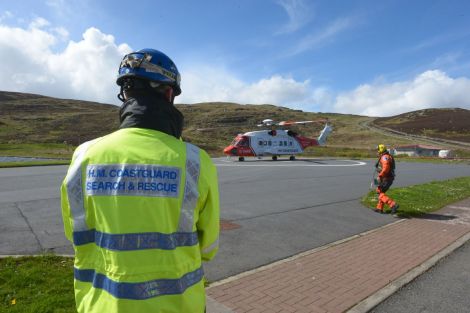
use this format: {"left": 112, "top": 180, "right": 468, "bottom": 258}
{"left": 223, "top": 119, "right": 333, "bottom": 161}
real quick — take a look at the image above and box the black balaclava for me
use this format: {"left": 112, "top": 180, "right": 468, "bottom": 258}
{"left": 118, "top": 81, "right": 184, "bottom": 139}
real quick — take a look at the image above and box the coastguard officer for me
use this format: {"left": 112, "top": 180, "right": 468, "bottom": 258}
{"left": 61, "top": 49, "right": 220, "bottom": 313}
{"left": 374, "top": 144, "right": 399, "bottom": 215}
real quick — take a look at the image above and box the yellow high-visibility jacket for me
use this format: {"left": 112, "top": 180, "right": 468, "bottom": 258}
{"left": 61, "top": 128, "right": 220, "bottom": 313}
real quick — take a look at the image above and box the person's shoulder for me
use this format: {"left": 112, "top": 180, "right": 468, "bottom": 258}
{"left": 183, "top": 142, "right": 214, "bottom": 165}
{"left": 73, "top": 136, "right": 103, "bottom": 155}
{"left": 72, "top": 130, "right": 126, "bottom": 157}
{"left": 199, "top": 148, "right": 213, "bottom": 164}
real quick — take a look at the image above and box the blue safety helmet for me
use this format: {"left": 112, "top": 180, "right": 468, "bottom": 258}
{"left": 116, "top": 48, "right": 181, "bottom": 96}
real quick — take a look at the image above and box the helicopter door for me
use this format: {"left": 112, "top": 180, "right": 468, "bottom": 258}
{"left": 253, "top": 137, "right": 272, "bottom": 156}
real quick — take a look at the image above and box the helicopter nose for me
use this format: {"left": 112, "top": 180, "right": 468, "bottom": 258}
{"left": 223, "top": 146, "right": 237, "bottom": 155}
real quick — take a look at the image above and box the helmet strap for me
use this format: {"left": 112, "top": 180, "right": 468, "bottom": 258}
{"left": 165, "top": 87, "right": 175, "bottom": 104}
{"left": 117, "top": 86, "right": 126, "bottom": 102}
{"left": 117, "top": 78, "right": 175, "bottom": 104}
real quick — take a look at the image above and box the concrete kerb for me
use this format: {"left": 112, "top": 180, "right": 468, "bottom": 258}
{"left": 347, "top": 230, "right": 470, "bottom": 313}
{"left": 0, "top": 254, "right": 74, "bottom": 259}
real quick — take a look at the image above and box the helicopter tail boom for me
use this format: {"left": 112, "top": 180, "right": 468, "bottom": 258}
{"left": 317, "top": 123, "right": 333, "bottom": 146}
{"left": 295, "top": 123, "right": 333, "bottom": 149}
{"left": 295, "top": 136, "right": 319, "bottom": 149}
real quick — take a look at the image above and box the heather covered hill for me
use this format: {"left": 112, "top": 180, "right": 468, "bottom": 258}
{"left": 0, "top": 91, "right": 384, "bottom": 153}
{"left": 0, "top": 91, "right": 120, "bottom": 146}
{"left": 2, "top": 90, "right": 468, "bottom": 157}
{"left": 373, "top": 108, "right": 470, "bottom": 143}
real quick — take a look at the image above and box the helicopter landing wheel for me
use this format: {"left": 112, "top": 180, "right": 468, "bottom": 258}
{"left": 238, "top": 157, "right": 245, "bottom": 162}
{"left": 272, "top": 155, "right": 278, "bottom": 161}
{"left": 289, "top": 155, "right": 295, "bottom": 161}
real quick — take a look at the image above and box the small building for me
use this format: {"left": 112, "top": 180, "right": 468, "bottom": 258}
{"left": 392, "top": 144, "right": 443, "bottom": 157}
{"left": 438, "top": 150, "right": 454, "bottom": 158}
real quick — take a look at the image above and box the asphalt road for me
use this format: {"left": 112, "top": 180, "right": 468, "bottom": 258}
{"left": 370, "top": 240, "right": 470, "bottom": 313}
{"left": 1, "top": 158, "right": 470, "bottom": 283}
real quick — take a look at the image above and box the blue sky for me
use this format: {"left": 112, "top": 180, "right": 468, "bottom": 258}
{"left": 1, "top": 0, "right": 470, "bottom": 116}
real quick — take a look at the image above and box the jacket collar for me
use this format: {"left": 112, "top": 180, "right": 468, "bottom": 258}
{"left": 119, "top": 93, "right": 183, "bottom": 139}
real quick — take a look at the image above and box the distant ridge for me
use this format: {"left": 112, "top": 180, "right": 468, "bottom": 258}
{"left": 1, "top": 90, "right": 469, "bottom": 155}
{"left": 374, "top": 108, "right": 470, "bottom": 143}
{"left": 0, "top": 91, "right": 49, "bottom": 101}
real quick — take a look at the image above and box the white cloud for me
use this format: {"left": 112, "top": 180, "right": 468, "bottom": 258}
{"left": 0, "top": 19, "right": 131, "bottom": 104}
{"left": 29, "top": 17, "right": 50, "bottom": 29}
{"left": 183, "top": 69, "right": 470, "bottom": 116}
{"left": 334, "top": 70, "right": 470, "bottom": 116}
{"left": 2, "top": 17, "right": 469, "bottom": 118}
{"left": 46, "top": 0, "right": 66, "bottom": 8}
{"left": 276, "top": 0, "right": 313, "bottom": 34}
{"left": 177, "top": 64, "right": 327, "bottom": 111}
{"left": 1, "top": 18, "right": 327, "bottom": 109}
{"left": 45, "top": 0, "right": 73, "bottom": 17}
{"left": 283, "top": 17, "right": 354, "bottom": 57}
{"left": 53, "top": 26, "right": 69, "bottom": 41}
{"left": 0, "top": 11, "right": 13, "bottom": 22}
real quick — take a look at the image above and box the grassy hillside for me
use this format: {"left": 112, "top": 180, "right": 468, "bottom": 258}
{"left": 0, "top": 91, "right": 119, "bottom": 146}
{"left": 373, "top": 108, "right": 470, "bottom": 143}
{"left": 177, "top": 102, "right": 423, "bottom": 156}
{"left": 1, "top": 91, "right": 463, "bottom": 158}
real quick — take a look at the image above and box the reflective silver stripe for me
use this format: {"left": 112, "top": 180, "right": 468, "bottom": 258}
{"left": 141, "top": 61, "right": 178, "bottom": 82}
{"left": 178, "top": 143, "right": 200, "bottom": 232}
{"left": 73, "top": 228, "right": 198, "bottom": 250}
{"left": 202, "top": 238, "right": 219, "bottom": 255}
{"left": 66, "top": 140, "right": 95, "bottom": 232}
{"left": 74, "top": 266, "right": 204, "bottom": 299}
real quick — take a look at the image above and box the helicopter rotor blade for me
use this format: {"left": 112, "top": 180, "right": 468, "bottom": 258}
{"left": 277, "top": 120, "right": 314, "bottom": 126}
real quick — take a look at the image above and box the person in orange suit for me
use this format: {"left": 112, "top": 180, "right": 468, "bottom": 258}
{"left": 374, "top": 144, "right": 399, "bottom": 215}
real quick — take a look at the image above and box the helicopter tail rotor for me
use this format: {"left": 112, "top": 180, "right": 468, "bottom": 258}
{"left": 317, "top": 123, "right": 333, "bottom": 146}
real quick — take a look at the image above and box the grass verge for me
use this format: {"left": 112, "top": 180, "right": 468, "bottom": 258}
{"left": 362, "top": 176, "right": 470, "bottom": 216}
{"left": 0, "top": 143, "right": 74, "bottom": 159}
{"left": 0, "top": 255, "right": 75, "bottom": 313}
{"left": 0, "top": 160, "right": 70, "bottom": 168}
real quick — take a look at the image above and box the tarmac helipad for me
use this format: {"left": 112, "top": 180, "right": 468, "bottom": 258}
{"left": 214, "top": 157, "right": 366, "bottom": 167}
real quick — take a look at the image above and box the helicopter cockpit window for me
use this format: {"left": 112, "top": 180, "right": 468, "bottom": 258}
{"left": 237, "top": 138, "right": 249, "bottom": 147}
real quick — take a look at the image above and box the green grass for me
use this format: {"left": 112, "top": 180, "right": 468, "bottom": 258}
{"left": 0, "top": 160, "right": 70, "bottom": 168}
{"left": 362, "top": 176, "right": 470, "bottom": 216}
{"left": 0, "top": 255, "right": 76, "bottom": 313}
{"left": 394, "top": 156, "right": 470, "bottom": 165}
{"left": 0, "top": 143, "right": 74, "bottom": 159}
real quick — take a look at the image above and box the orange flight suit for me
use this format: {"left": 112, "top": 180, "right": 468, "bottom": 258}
{"left": 376, "top": 152, "right": 396, "bottom": 212}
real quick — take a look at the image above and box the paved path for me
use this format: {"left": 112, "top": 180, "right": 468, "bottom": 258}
{"left": 370, "top": 240, "right": 470, "bottom": 313}
{"left": 206, "top": 198, "right": 470, "bottom": 313}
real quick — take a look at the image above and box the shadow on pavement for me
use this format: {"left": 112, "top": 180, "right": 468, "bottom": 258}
{"left": 416, "top": 213, "right": 458, "bottom": 221}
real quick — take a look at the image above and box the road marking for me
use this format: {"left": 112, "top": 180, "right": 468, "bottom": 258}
{"left": 214, "top": 159, "right": 366, "bottom": 167}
